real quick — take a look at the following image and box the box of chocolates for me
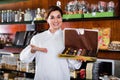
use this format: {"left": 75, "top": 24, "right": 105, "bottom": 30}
{"left": 58, "top": 28, "right": 98, "bottom": 61}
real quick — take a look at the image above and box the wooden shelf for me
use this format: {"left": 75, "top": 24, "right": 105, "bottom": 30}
{"left": 0, "top": 21, "right": 32, "bottom": 25}
{"left": 98, "top": 50, "right": 120, "bottom": 60}
{"left": 0, "top": 16, "right": 120, "bottom": 25}
{"left": 0, "top": 68, "right": 34, "bottom": 74}
{"left": 0, "top": 69, "right": 34, "bottom": 79}
{"left": 0, "top": 46, "right": 24, "bottom": 54}
{"left": 63, "top": 16, "right": 120, "bottom": 22}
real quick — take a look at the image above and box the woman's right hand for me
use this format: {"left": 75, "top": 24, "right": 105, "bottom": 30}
{"left": 30, "top": 44, "right": 48, "bottom": 53}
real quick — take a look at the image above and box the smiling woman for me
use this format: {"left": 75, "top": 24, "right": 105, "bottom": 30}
{"left": 20, "top": 6, "right": 82, "bottom": 80}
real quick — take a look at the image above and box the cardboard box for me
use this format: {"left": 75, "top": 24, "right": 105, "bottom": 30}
{"left": 93, "top": 28, "right": 111, "bottom": 50}
{"left": 58, "top": 28, "right": 98, "bottom": 61}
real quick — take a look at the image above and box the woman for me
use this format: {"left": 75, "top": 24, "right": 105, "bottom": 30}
{"left": 20, "top": 6, "right": 82, "bottom": 80}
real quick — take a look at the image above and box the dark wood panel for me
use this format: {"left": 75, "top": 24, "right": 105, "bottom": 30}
{"left": 0, "top": 0, "right": 44, "bottom": 10}
{"left": 98, "top": 50, "right": 120, "bottom": 60}
{"left": 113, "top": 20, "right": 120, "bottom": 41}
{"left": 0, "top": 0, "right": 119, "bottom": 10}
{"left": 62, "top": 21, "right": 83, "bottom": 28}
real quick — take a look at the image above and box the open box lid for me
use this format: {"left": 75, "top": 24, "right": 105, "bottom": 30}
{"left": 59, "top": 28, "right": 99, "bottom": 61}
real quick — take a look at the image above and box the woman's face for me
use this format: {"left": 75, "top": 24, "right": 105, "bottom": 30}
{"left": 46, "top": 10, "right": 62, "bottom": 31}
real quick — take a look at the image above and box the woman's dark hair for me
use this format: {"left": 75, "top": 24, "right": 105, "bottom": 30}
{"left": 45, "top": 6, "right": 63, "bottom": 20}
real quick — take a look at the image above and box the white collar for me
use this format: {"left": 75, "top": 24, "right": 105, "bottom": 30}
{"left": 47, "top": 28, "right": 62, "bottom": 35}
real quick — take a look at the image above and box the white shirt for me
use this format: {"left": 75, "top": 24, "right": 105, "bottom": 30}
{"left": 20, "top": 29, "right": 82, "bottom": 80}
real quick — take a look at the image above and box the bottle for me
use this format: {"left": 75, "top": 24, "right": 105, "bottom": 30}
{"left": 77, "top": 49, "right": 82, "bottom": 56}
{"left": 7, "top": 10, "right": 10, "bottom": 22}
{"left": 9, "top": 10, "right": 12, "bottom": 22}
{"left": 18, "top": 9, "right": 22, "bottom": 22}
{"left": 27, "top": 8, "right": 32, "bottom": 21}
{"left": 11, "top": 10, "right": 15, "bottom": 22}
{"left": 15, "top": 11, "right": 19, "bottom": 22}
{"left": 24, "top": 8, "right": 32, "bottom": 21}
{"left": 35, "top": 8, "right": 42, "bottom": 20}
{"left": 1, "top": 10, "right": 4, "bottom": 22}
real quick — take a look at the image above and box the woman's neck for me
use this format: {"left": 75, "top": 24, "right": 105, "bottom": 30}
{"left": 49, "top": 28, "right": 60, "bottom": 33}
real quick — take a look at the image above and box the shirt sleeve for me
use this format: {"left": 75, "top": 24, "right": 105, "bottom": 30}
{"left": 20, "top": 36, "right": 36, "bottom": 63}
{"left": 67, "top": 59, "right": 82, "bottom": 70}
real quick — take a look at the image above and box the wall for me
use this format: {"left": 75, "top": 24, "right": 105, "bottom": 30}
{"left": 0, "top": 0, "right": 119, "bottom": 41}
{"left": 0, "top": 0, "right": 119, "bottom": 13}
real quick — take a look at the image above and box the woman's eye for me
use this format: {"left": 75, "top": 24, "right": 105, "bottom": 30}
{"left": 57, "top": 15, "right": 62, "bottom": 18}
{"left": 50, "top": 16, "right": 54, "bottom": 19}
{"left": 50, "top": 15, "right": 62, "bottom": 19}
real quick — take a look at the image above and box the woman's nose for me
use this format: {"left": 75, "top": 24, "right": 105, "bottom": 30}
{"left": 54, "top": 18, "right": 59, "bottom": 22}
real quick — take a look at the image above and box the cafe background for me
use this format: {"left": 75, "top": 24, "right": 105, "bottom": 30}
{"left": 0, "top": 0, "right": 120, "bottom": 80}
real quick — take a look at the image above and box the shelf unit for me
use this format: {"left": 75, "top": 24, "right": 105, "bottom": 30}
{"left": 98, "top": 50, "right": 120, "bottom": 60}
{"left": 0, "top": 46, "right": 24, "bottom": 54}
{"left": 0, "top": 0, "right": 119, "bottom": 79}
{"left": 0, "top": 69, "right": 34, "bottom": 79}
{"left": 0, "top": 16, "right": 120, "bottom": 25}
